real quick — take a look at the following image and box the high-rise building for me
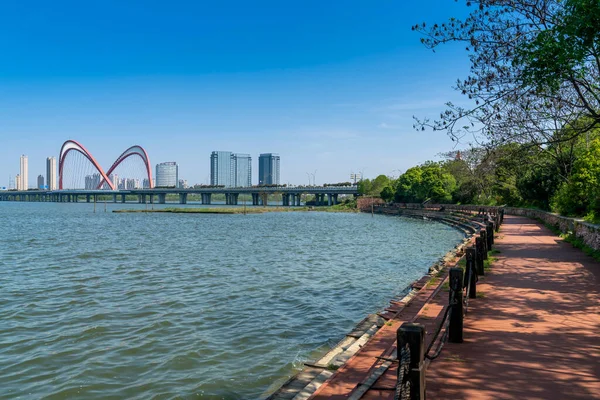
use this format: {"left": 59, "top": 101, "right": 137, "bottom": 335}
{"left": 210, "top": 151, "right": 233, "bottom": 187}
{"left": 110, "top": 174, "right": 118, "bottom": 190}
{"left": 232, "top": 153, "right": 252, "bottom": 187}
{"left": 156, "top": 162, "right": 178, "bottom": 187}
{"left": 37, "top": 175, "right": 44, "bottom": 189}
{"left": 85, "top": 173, "right": 102, "bottom": 189}
{"left": 210, "top": 151, "right": 252, "bottom": 187}
{"left": 19, "top": 155, "right": 28, "bottom": 190}
{"left": 46, "top": 157, "right": 57, "bottom": 190}
{"left": 15, "top": 174, "right": 21, "bottom": 190}
{"left": 258, "top": 153, "right": 280, "bottom": 185}
{"left": 143, "top": 178, "right": 151, "bottom": 189}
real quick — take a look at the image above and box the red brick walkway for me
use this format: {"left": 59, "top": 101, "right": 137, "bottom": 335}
{"left": 427, "top": 215, "right": 600, "bottom": 399}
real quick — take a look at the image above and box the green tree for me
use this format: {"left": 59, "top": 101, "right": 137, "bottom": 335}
{"left": 395, "top": 162, "right": 456, "bottom": 203}
{"left": 414, "top": 0, "right": 600, "bottom": 148}
{"left": 380, "top": 186, "right": 395, "bottom": 202}
{"left": 552, "top": 137, "right": 600, "bottom": 217}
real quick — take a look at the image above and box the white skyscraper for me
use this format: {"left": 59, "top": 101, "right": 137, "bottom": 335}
{"left": 156, "top": 162, "right": 178, "bottom": 187}
{"left": 19, "top": 155, "right": 28, "bottom": 190}
{"left": 46, "top": 157, "right": 57, "bottom": 190}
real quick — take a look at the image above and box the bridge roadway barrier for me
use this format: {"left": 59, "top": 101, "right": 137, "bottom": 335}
{"left": 0, "top": 187, "right": 358, "bottom": 206}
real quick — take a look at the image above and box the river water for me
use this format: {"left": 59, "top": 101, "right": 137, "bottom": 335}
{"left": 0, "top": 202, "right": 464, "bottom": 399}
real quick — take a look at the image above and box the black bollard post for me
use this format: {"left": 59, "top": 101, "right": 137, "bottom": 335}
{"left": 449, "top": 267, "right": 464, "bottom": 343}
{"left": 480, "top": 229, "right": 488, "bottom": 259}
{"left": 475, "top": 236, "right": 485, "bottom": 275}
{"left": 397, "top": 323, "right": 426, "bottom": 399}
{"left": 466, "top": 248, "right": 477, "bottom": 299}
{"left": 487, "top": 222, "right": 494, "bottom": 249}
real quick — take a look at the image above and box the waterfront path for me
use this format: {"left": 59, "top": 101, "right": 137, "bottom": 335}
{"left": 427, "top": 215, "right": 600, "bottom": 399}
{"left": 308, "top": 215, "right": 599, "bottom": 399}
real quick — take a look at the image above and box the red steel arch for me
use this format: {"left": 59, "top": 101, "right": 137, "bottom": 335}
{"left": 97, "top": 145, "right": 154, "bottom": 189}
{"left": 58, "top": 140, "right": 153, "bottom": 190}
{"left": 59, "top": 140, "right": 115, "bottom": 190}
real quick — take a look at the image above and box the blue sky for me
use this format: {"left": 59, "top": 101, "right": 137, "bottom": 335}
{"left": 0, "top": 0, "right": 472, "bottom": 187}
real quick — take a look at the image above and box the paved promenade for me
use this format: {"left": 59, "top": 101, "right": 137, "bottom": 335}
{"left": 308, "top": 215, "right": 599, "bottom": 399}
{"left": 427, "top": 215, "right": 600, "bottom": 399}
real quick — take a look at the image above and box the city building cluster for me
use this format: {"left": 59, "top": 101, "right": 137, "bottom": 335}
{"left": 7, "top": 150, "right": 281, "bottom": 190}
{"left": 209, "top": 151, "right": 280, "bottom": 187}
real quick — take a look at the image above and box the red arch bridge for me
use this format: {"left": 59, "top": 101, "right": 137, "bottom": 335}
{"left": 58, "top": 140, "right": 154, "bottom": 190}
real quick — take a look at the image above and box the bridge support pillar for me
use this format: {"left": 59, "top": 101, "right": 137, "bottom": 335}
{"left": 113, "top": 194, "right": 117, "bottom": 203}
{"left": 232, "top": 193, "right": 239, "bottom": 205}
{"left": 333, "top": 194, "right": 338, "bottom": 205}
{"left": 93, "top": 194, "right": 98, "bottom": 203}
{"left": 314, "top": 194, "right": 321, "bottom": 206}
{"left": 327, "top": 193, "right": 332, "bottom": 206}
{"left": 158, "top": 193, "right": 166, "bottom": 204}
{"left": 74, "top": 195, "right": 78, "bottom": 203}
{"left": 201, "top": 193, "right": 211, "bottom": 205}
{"left": 251, "top": 193, "right": 259, "bottom": 206}
{"left": 149, "top": 194, "right": 154, "bottom": 204}
{"left": 86, "top": 194, "right": 91, "bottom": 203}
{"left": 179, "top": 193, "right": 187, "bottom": 204}
{"left": 121, "top": 194, "right": 126, "bottom": 203}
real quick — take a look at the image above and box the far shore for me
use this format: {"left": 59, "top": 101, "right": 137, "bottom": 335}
{"left": 113, "top": 206, "right": 358, "bottom": 214}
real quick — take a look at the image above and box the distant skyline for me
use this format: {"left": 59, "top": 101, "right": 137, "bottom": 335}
{"left": 0, "top": 1, "right": 473, "bottom": 187}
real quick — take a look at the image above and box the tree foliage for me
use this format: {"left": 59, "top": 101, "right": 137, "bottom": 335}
{"left": 395, "top": 162, "right": 456, "bottom": 203}
{"left": 358, "top": 174, "right": 392, "bottom": 196}
{"left": 414, "top": 0, "right": 600, "bottom": 148}
{"left": 552, "top": 137, "right": 600, "bottom": 217}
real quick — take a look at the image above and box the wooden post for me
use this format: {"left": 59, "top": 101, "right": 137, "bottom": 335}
{"left": 480, "top": 229, "right": 488, "bottom": 259}
{"left": 397, "top": 322, "right": 426, "bottom": 399}
{"left": 475, "top": 236, "right": 485, "bottom": 275}
{"left": 449, "top": 267, "right": 464, "bottom": 343}
{"left": 466, "top": 248, "right": 477, "bottom": 298}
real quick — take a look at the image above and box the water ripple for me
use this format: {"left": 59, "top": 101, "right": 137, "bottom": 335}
{"left": 0, "top": 203, "right": 464, "bottom": 399}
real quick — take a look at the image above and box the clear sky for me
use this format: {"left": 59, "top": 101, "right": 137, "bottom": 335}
{"left": 0, "top": 0, "right": 472, "bottom": 188}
